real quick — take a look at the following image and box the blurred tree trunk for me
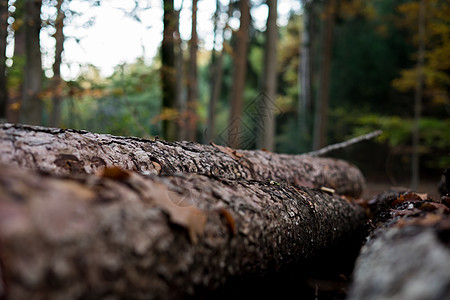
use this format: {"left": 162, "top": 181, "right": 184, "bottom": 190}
{"left": 186, "top": 0, "right": 198, "bottom": 141}
{"left": 298, "top": 0, "right": 315, "bottom": 150}
{"left": 313, "top": 0, "right": 335, "bottom": 150}
{"left": 411, "top": 0, "right": 425, "bottom": 190}
{"left": 259, "top": 0, "right": 278, "bottom": 151}
{"left": 174, "top": 8, "right": 186, "bottom": 141}
{"left": 0, "top": 0, "right": 7, "bottom": 121}
{"left": 206, "top": 0, "right": 221, "bottom": 142}
{"left": 21, "top": 0, "right": 43, "bottom": 125}
{"left": 7, "top": 1, "right": 25, "bottom": 124}
{"left": 206, "top": 0, "right": 232, "bottom": 143}
{"left": 161, "top": 0, "right": 177, "bottom": 141}
{"left": 49, "top": 0, "right": 65, "bottom": 127}
{"left": 228, "top": 0, "right": 250, "bottom": 149}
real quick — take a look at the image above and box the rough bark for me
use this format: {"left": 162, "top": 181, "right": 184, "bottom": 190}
{"left": 0, "top": 161, "right": 367, "bottom": 299}
{"left": 348, "top": 190, "right": 450, "bottom": 300}
{"left": 0, "top": 123, "right": 365, "bottom": 197}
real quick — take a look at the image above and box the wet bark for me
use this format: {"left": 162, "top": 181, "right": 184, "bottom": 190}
{"left": 348, "top": 191, "right": 450, "bottom": 300}
{"left": 0, "top": 123, "right": 365, "bottom": 197}
{"left": 0, "top": 160, "right": 367, "bottom": 299}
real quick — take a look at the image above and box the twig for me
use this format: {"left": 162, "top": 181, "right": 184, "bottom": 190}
{"left": 304, "top": 130, "right": 383, "bottom": 156}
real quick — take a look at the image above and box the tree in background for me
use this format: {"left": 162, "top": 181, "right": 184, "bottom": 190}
{"left": 206, "top": 0, "right": 233, "bottom": 143}
{"left": 49, "top": 0, "right": 65, "bottom": 127}
{"left": 228, "top": 0, "right": 250, "bottom": 149}
{"left": 411, "top": 0, "right": 425, "bottom": 190}
{"left": 298, "top": 0, "right": 316, "bottom": 151}
{"left": 313, "top": 0, "right": 336, "bottom": 150}
{"left": 161, "top": 0, "right": 177, "bottom": 141}
{"left": 391, "top": 0, "right": 449, "bottom": 187}
{"left": 21, "top": 0, "right": 43, "bottom": 125}
{"left": 7, "top": 0, "right": 25, "bottom": 123}
{"left": 186, "top": 0, "right": 198, "bottom": 141}
{"left": 0, "top": 1, "right": 7, "bottom": 121}
{"left": 174, "top": 6, "right": 186, "bottom": 141}
{"left": 258, "top": 0, "right": 278, "bottom": 151}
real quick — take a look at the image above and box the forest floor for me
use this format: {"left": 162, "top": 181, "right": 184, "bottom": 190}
{"left": 363, "top": 178, "right": 442, "bottom": 201}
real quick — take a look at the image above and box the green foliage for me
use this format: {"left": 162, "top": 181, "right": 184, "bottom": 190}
{"left": 352, "top": 114, "right": 450, "bottom": 169}
{"left": 60, "top": 59, "right": 161, "bottom": 138}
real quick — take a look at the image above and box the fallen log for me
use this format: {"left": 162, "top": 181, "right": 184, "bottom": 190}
{"left": 0, "top": 123, "right": 365, "bottom": 197}
{"left": 0, "top": 164, "right": 367, "bottom": 299}
{"left": 348, "top": 191, "right": 450, "bottom": 300}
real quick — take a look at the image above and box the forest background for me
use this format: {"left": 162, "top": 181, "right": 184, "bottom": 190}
{"left": 0, "top": 0, "right": 449, "bottom": 194}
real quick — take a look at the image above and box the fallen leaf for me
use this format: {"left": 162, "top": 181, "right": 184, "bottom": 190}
{"left": 151, "top": 161, "right": 162, "bottom": 174}
{"left": 419, "top": 202, "right": 450, "bottom": 213}
{"left": 392, "top": 192, "right": 423, "bottom": 206}
{"left": 100, "top": 166, "right": 130, "bottom": 180}
{"left": 219, "top": 208, "right": 237, "bottom": 236}
{"left": 210, "top": 142, "right": 244, "bottom": 160}
{"left": 395, "top": 213, "right": 442, "bottom": 228}
{"left": 127, "top": 173, "right": 207, "bottom": 244}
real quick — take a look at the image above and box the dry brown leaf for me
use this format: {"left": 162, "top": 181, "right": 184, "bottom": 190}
{"left": 392, "top": 192, "right": 423, "bottom": 206}
{"left": 419, "top": 202, "right": 450, "bottom": 213}
{"left": 218, "top": 208, "right": 237, "bottom": 236}
{"left": 395, "top": 213, "right": 443, "bottom": 228}
{"left": 151, "top": 183, "right": 207, "bottom": 244}
{"left": 210, "top": 142, "right": 244, "bottom": 160}
{"left": 100, "top": 166, "right": 130, "bottom": 180}
{"left": 127, "top": 173, "right": 207, "bottom": 244}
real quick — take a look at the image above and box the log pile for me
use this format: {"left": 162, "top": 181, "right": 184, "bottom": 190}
{"left": 0, "top": 124, "right": 367, "bottom": 299}
{"left": 1, "top": 124, "right": 449, "bottom": 299}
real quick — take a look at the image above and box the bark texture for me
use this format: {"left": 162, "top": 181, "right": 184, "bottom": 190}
{"left": 0, "top": 123, "right": 365, "bottom": 197}
{"left": 0, "top": 162, "right": 367, "bottom": 299}
{"left": 348, "top": 191, "right": 450, "bottom": 300}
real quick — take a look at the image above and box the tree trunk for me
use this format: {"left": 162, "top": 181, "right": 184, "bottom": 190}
{"left": 21, "top": 0, "right": 43, "bottom": 125}
{"left": 49, "top": 0, "right": 65, "bottom": 127}
{"left": 348, "top": 190, "right": 450, "bottom": 300}
{"left": 174, "top": 9, "right": 186, "bottom": 141}
{"left": 313, "top": 0, "right": 335, "bottom": 150}
{"left": 6, "top": 1, "right": 24, "bottom": 124}
{"left": 259, "top": 0, "right": 278, "bottom": 151}
{"left": 206, "top": 0, "right": 223, "bottom": 143}
{"left": 161, "top": 0, "right": 177, "bottom": 141}
{"left": 0, "top": 160, "right": 367, "bottom": 299}
{"left": 411, "top": 0, "right": 425, "bottom": 190}
{"left": 206, "top": 0, "right": 233, "bottom": 144}
{"left": 0, "top": 0, "right": 7, "bottom": 121}
{"left": 298, "top": 0, "right": 314, "bottom": 150}
{"left": 228, "top": 0, "right": 250, "bottom": 149}
{"left": 185, "top": 0, "right": 198, "bottom": 142}
{"left": 0, "top": 123, "right": 366, "bottom": 197}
